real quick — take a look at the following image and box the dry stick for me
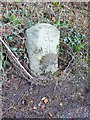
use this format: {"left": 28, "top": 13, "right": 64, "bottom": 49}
{"left": 54, "top": 56, "right": 75, "bottom": 91}
{"left": 0, "top": 37, "right": 33, "bottom": 80}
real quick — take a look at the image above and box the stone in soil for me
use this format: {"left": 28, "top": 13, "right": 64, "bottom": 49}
{"left": 26, "top": 23, "right": 60, "bottom": 76}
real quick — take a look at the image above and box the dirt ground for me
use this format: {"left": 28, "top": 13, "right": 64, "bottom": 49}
{"left": 2, "top": 59, "right": 90, "bottom": 118}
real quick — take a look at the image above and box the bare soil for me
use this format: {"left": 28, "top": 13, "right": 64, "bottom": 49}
{"left": 2, "top": 61, "right": 90, "bottom": 118}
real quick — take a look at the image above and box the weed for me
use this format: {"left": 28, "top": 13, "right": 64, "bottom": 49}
{"left": 64, "top": 29, "right": 85, "bottom": 52}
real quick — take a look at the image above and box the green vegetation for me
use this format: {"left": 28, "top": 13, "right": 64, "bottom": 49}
{"left": 53, "top": 19, "right": 72, "bottom": 28}
{"left": 64, "top": 29, "right": 85, "bottom": 52}
{"left": 3, "top": 14, "right": 22, "bottom": 25}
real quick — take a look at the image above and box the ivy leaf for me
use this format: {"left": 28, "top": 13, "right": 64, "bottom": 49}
{"left": 74, "top": 43, "right": 85, "bottom": 52}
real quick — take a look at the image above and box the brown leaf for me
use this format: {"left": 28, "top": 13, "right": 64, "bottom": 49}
{"left": 43, "top": 98, "right": 48, "bottom": 104}
{"left": 41, "top": 97, "right": 48, "bottom": 104}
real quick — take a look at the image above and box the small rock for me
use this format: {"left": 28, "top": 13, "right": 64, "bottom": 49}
{"left": 59, "top": 102, "right": 63, "bottom": 107}
{"left": 33, "top": 106, "right": 37, "bottom": 110}
{"left": 48, "top": 112, "right": 53, "bottom": 117}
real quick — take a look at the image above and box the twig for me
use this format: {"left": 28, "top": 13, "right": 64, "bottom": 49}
{"left": 54, "top": 57, "right": 74, "bottom": 91}
{"left": 0, "top": 37, "right": 33, "bottom": 80}
{"left": 63, "top": 57, "right": 74, "bottom": 73}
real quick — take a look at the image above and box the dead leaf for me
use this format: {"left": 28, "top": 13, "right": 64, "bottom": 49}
{"left": 43, "top": 98, "right": 48, "bottom": 104}
{"left": 41, "top": 97, "right": 48, "bottom": 104}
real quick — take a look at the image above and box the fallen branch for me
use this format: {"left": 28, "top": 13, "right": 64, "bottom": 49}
{"left": 0, "top": 37, "right": 33, "bottom": 81}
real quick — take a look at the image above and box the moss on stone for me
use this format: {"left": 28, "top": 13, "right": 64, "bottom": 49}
{"left": 40, "top": 56, "right": 44, "bottom": 64}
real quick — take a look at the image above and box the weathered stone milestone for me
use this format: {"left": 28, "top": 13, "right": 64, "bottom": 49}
{"left": 26, "top": 23, "right": 60, "bottom": 76}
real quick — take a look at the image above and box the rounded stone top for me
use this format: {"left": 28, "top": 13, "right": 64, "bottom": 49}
{"left": 27, "top": 23, "right": 59, "bottom": 31}
{"left": 25, "top": 23, "right": 60, "bottom": 76}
